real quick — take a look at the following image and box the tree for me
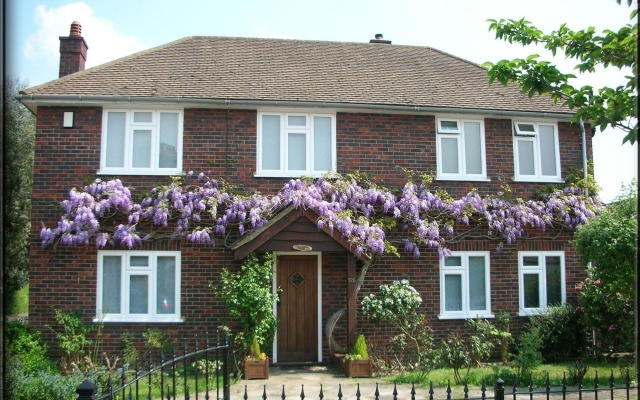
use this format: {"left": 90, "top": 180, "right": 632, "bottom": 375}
{"left": 573, "top": 182, "right": 637, "bottom": 353}
{"left": 2, "top": 78, "right": 35, "bottom": 291}
{"left": 483, "top": 3, "right": 638, "bottom": 144}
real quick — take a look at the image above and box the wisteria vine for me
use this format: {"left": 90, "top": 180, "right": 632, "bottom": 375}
{"left": 40, "top": 171, "right": 601, "bottom": 259}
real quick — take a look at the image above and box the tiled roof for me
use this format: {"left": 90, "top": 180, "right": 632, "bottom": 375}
{"left": 23, "top": 36, "right": 572, "bottom": 115}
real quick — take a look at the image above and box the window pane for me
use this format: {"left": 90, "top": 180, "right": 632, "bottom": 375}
{"left": 133, "top": 112, "right": 153, "bottom": 123}
{"left": 445, "top": 275, "right": 463, "bottom": 311}
{"left": 132, "top": 130, "right": 152, "bottom": 168}
{"left": 539, "top": 125, "right": 557, "bottom": 176}
{"left": 157, "top": 256, "right": 176, "bottom": 314}
{"left": 464, "top": 122, "right": 482, "bottom": 174}
{"left": 523, "top": 273, "right": 540, "bottom": 308}
{"left": 288, "top": 133, "right": 307, "bottom": 170}
{"left": 313, "top": 116, "right": 332, "bottom": 171}
{"left": 545, "top": 256, "right": 562, "bottom": 305}
{"left": 130, "top": 256, "right": 149, "bottom": 267}
{"left": 288, "top": 115, "right": 307, "bottom": 126}
{"left": 129, "top": 275, "right": 149, "bottom": 314}
{"left": 517, "top": 140, "right": 535, "bottom": 175}
{"left": 522, "top": 256, "right": 539, "bottom": 266}
{"left": 159, "top": 113, "right": 179, "bottom": 168}
{"left": 444, "top": 256, "right": 462, "bottom": 267}
{"left": 441, "top": 137, "right": 459, "bottom": 174}
{"left": 516, "top": 123, "right": 536, "bottom": 134}
{"left": 105, "top": 112, "right": 126, "bottom": 168}
{"left": 439, "top": 120, "right": 459, "bottom": 132}
{"left": 102, "top": 256, "right": 121, "bottom": 314}
{"left": 261, "top": 115, "right": 280, "bottom": 170}
{"left": 469, "top": 256, "right": 486, "bottom": 310}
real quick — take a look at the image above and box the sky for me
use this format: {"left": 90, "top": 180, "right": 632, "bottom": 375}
{"left": 5, "top": 0, "right": 638, "bottom": 203}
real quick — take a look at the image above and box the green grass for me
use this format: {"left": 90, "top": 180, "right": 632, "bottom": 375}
{"left": 388, "top": 361, "right": 637, "bottom": 389}
{"left": 5, "top": 285, "right": 29, "bottom": 315}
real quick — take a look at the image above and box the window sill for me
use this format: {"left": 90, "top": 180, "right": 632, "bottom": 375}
{"left": 97, "top": 169, "right": 182, "bottom": 176}
{"left": 254, "top": 171, "right": 337, "bottom": 179}
{"left": 438, "top": 313, "right": 494, "bottom": 320}
{"left": 435, "top": 177, "right": 491, "bottom": 182}
{"left": 94, "top": 316, "right": 184, "bottom": 323}
{"left": 512, "top": 177, "right": 564, "bottom": 183}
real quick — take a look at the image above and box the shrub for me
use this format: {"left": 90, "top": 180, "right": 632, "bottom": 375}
{"left": 362, "top": 280, "right": 435, "bottom": 377}
{"left": 5, "top": 319, "right": 57, "bottom": 375}
{"left": 526, "top": 304, "right": 589, "bottom": 361}
{"left": 351, "top": 334, "right": 369, "bottom": 359}
{"left": 6, "top": 369, "right": 85, "bottom": 400}
{"left": 511, "top": 326, "right": 543, "bottom": 385}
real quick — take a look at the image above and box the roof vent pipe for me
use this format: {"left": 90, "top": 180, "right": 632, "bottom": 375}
{"left": 369, "top": 33, "right": 392, "bottom": 44}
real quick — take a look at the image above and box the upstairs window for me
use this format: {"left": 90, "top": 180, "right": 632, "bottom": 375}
{"left": 439, "top": 252, "right": 491, "bottom": 319}
{"left": 436, "top": 118, "right": 486, "bottom": 180}
{"left": 513, "top": 121, "right": 561, "bottom": 182}
{"left": 257, "top": 112, "right": 336, "bottom": 177}
{"left": 100, "top": 110, "right": 183, "bottom": 175}
{"left": 518, "top": 252, "right": 565, "bottom": 315}
{"left": 97, "top": 250, "right": 181, "bottom": 322}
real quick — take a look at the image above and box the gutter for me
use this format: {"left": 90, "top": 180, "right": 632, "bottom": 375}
{"left": 17, "top": 94, "right": 575, "bottom": 120}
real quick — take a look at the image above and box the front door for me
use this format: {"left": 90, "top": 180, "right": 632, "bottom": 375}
{"left": 276, "top": 255, "right": 318, "bottom": 362}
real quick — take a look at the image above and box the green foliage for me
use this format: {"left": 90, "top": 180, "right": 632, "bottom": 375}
{"left": 574, "top": 182, "right": 637, "bottom": 352}
{"left": 526, "top": 304, "right": 589, "bottom": 362}
{"left": 51, "top": 309, "right": 94, "bottom": 371}
{"left": 495, "top": 312, "right": 513, "bottom": 365}
{"left": 5, "top": 284, "right": 29, "bottom": 315}
{"left": 362, "top": 280, "right": 435, "bottom": 376}
{"left": 351, "top": 334, "right": 369, "bottom": 360}
{"left": 436, "top": 319, "right": 500, "bottom": 385}
{"left": 5, "top": 319, "right": 57, "bottom": 375}
{"left": 484, "top": 6, "right": 638, "bottom": 144}
{"left": 215, "top": 253, "right": 279, "bottom": 357}
{"left": 511, "top": 327, "right": 544, "bottom": 385}
{"left": 3, "top": 78, "right": 35, "bottom": 290}
{"left": 6, "top": 369, "right": 85, "bottom": 400}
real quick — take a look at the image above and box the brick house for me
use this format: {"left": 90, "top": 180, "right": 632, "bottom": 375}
{"left": 20, "top": 23, "right": 592, "bottom": 363}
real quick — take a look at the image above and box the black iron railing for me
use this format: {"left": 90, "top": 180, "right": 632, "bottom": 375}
{"left": 76, "top": 333, "right": 231, "bottom": 400}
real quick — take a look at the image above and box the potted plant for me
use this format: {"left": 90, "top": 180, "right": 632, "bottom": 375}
{"left": 215, "top": 253, "right": 278, "bottom": 379}
{"left": 344, "top": 334, "right": 373, "bottom": 378}
{"left": 243, "top": 334, "right": 269, "bottom": 379}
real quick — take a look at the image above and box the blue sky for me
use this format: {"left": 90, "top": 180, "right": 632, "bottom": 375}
{"left": 5, "top": 0, "right": 637, "bottom": 202}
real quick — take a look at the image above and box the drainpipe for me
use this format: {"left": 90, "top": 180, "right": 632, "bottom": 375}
{"left": 579, "top": 118, "right": 589, "bottom": 197}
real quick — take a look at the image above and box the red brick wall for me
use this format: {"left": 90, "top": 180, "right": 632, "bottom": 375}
{"left": 29, "top": 106, "right": 591, "bottom": 360}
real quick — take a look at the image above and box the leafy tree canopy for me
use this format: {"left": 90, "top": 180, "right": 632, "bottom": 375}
{"left": 483, "top": 3, "right": 638, "bottom": 144}
{"left": 3, "top": 78, "right": 35, "bottom": 291}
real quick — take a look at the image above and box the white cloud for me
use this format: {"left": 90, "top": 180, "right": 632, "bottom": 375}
{"left": 24, "top": 2, "right": 146, "bottom": 70}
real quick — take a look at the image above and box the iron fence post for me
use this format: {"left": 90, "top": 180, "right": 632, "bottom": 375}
{"left": 76, "top": 379, "right": 98, "bottom": 400}
{"left": 494, "top": 378, "right": 505, "bottom": 400}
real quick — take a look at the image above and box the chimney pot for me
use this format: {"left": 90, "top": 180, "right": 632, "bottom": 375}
{"left": 369, "top": 33, "right": 392, "bottom": 45}
{"left": 375, "top": 33, "right": 383, "bottom": 39}
{"left": 70, "top": 21, "right": 82, "bottom": 37}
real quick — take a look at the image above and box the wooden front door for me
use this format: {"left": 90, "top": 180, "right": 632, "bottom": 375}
{"left": 276, "top": 255, "right": 318, "bottom": 362}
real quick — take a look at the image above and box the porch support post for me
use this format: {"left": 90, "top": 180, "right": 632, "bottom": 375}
{"left": 347, "top": 255, "right": 357, "bottom": 348}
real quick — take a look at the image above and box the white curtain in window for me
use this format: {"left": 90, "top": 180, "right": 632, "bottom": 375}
{"left": 468, "top": 256, "right": 486, "bottom": 310}
{"left": 539, "top": 125, "right": 557, "bottom": 176}
{"left": 441, "top": 137, "right": 459, "bottom": 174}
{"left": 156, "top": 256, "right": 176, "bottom": 314}
{"left": 159, "top": 113, "right": 179, "bottom": 168}
{"left": 261, "top": 115, "right": 281, "bottom": 170}
{"left": 105, "top": 112, "right": 126, "bottom": 168}
{"left": 129, "top": 275, "right": 149, "bottom": 314}
{"left": 517, "top": 140, "right": 535, "bottom": 175}
{"left": 133, "top": 111, "right": 153, "bottom": 123}
{"left": 132, "top": 130, "right": 152, "bottom": 168}
{"left": 445, "top": 274, "right": 463, "bottom": 311}
{"left": 288, "top": 133, "right": 307, "bottom": 170}
{"left": 464, "top": 122, "right": 482, "bottom": 175}
{"left": 313, "top": 116, "right": 332, "bottom": 171}
{"left": 102, "top": 256, "right": 121, "bottom": 314}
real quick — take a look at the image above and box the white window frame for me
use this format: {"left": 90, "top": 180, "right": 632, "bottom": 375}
{"left": 436, "top": 117, "right": 487, "bottom": 181}
{"left": 518, "top": 251, "right": 566, "bottom": 316}
{"left": 256, "top": 111, "right": 337, "bottom": 178}
{"left": 96, "top": 250, "right": 182, "bottom": 323}
{"left": 439, "top": 251, "right": 492, "bottom": 319}
{"left": 512, "top": 121, "right": 562, "bottom": 182}
{"left": 99, "top": 109, "right": 183, "bottom": 175}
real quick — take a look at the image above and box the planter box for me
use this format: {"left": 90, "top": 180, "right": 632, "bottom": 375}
{"left": 244, "top": 357, "right": 269, "bottom": 379}
{"left": 344, "top": 359, "right": 372, "bottom": 378}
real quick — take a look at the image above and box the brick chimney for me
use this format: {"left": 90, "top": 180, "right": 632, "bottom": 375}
{"left": 59, "top": 21, "right": 89, "bottom": 78}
